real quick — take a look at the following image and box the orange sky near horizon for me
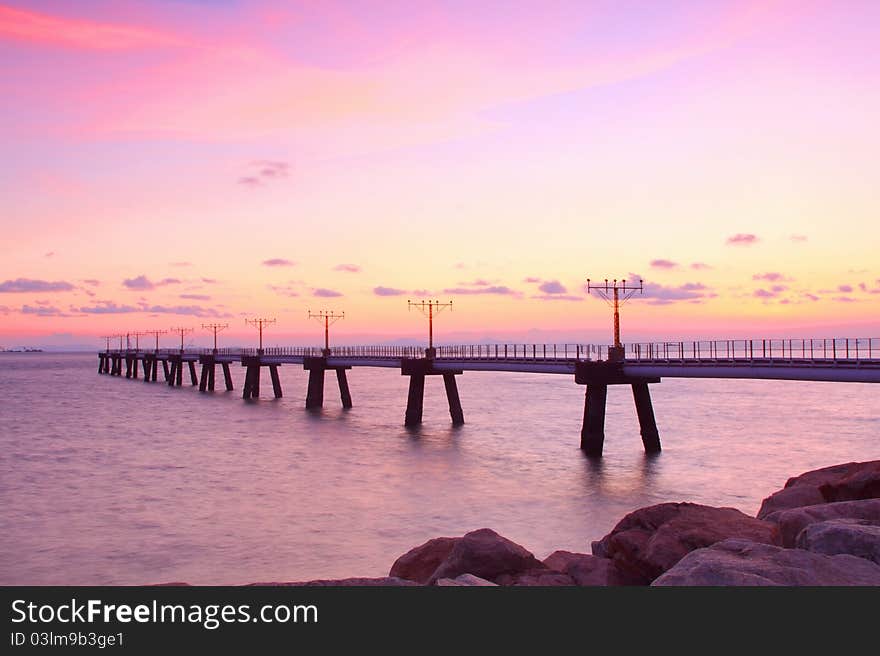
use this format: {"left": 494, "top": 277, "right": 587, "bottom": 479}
{"left": 1, "top": 0, "right": 878, "bottom": 348}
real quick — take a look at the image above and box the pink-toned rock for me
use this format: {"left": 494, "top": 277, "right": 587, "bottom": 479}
{"left": 652, "top": 538, "right": 880, "bottom": 586}
{"left": 764, "top": 499, "right": 880, "bottom": 547}
{"left": 757, "top": 461, "right": 880, "bottom": 519}
{"left": 427, "top": 528, "right": 545, "bottom": 584}
{"left": 543, "top": 550, "right": 635, "bottom": 586}
{"left": 494, "top": 568, "right": 576, "bottom": 586}
{"left": 435, "top": 574, "right": 497, "bottom": 586}
{"left": 795, "top": 518, "right": 880, "bottom": 565}
{"left": 389, "top": 537, "right": 459, "bottom": 584}
{"left": 249, "top": 577, "right": 419, "bottom": 586}
{"left": 591, "top": 502, "right": 780, "bottom": 584}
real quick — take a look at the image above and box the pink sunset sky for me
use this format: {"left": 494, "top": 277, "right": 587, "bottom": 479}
{"left": 1, "top": 0, "right": 878, "bottom": 349}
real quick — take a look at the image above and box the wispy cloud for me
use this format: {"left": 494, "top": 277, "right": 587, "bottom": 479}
{"left": 82, "top": 279, "right": 101, "bottom": 286}
{"left": 691, "top": 262, "right": 712, "bottom": 270}
{"left": 790, "top": 234, "right": 808, "bottom": 243}
{"left": 726, "top": 233, "right": 759, "bottom": 246}
{"left": 122, "top": 275, "right": 180, "bottom": 290}
{"left": 650, "top": 259, "right": 678, "bottom": 269}
{"left": 538, "top": 280, "right": 567, "bottom": 294}
{"left": 374, "top": 286, "right": 406, "bottom": 296}
{"left": 334, "top": 264, "right": 361, "bottom": 273}
{"left": 0, "top": 278, "right": 74, "bottom": 293}
{"left": 77, "top": 301, "right": 229, "bottom": 317}
{"left": 838, "top": 284, "right": 853, "bottom": 293}
{"left": 753, "top": 288, "right": 778, "bottom": 299}
{"left": 239, "top": 160, "right": 290, "bottom": 187}
{"left": 753, "top": 272, "right": 788, "bottom": 282}
{"left": 0, "top": 5, "right": 185, "bottom": 50}
{"left": 313, "top": 288, "right": 343, "bottom": 297}
{"left": 262, "top": 258, "right": 295, "bottom": 267}
{"left": 20, "top": 304, "right": 72, "bottom": 317}
{"left": 523, "top": 277, "right": 541, "bottom": 283}
{"left": 170, "top": 261, "right": 192, "bottom": 267}
{"left": 180, "top": 294, "right": 211, "bottom": 301}
{"left": 268, "top": 284, "right": 299, "bottom": 298}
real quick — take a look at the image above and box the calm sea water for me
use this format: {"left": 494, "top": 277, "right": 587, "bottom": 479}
{"left": 1, "top": 352, "right": 878, "bottom": 585}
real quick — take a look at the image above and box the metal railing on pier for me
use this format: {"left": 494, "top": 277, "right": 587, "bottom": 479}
{"left": 627, "top": 338, "right": 880, "bottom": 363}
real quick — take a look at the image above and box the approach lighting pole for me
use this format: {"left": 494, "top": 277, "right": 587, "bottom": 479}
{"left": 169, "top": 327, "right": 194, "bottom": 353}
{"left": 245, "top": 318, "right": 276, "bottom": 355}
{"left": 100, "top": 335, "right": 114, "bottom": 352}
{"left": 586, "top": 278, "right": 643, "bottom": 360}
{"left": 144, "top": 329, "right": 168, "bottom": 353}
{"left": 408, "top": 299, "right": 453, "bottom": 358}
{"left": 308, "top": 310, "right": 344, "bottom": 355}
{"left": 202, "top": 323, "right": 229, "bottom": 354}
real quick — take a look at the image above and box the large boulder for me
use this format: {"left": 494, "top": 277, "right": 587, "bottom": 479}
{"left": 494, "top": 569, "right": 576, "bottom": 586}
{"left": 757, "top": 461, "right": 880, "bottom": 519}
{"left": 652, "top": 538, "right": 880, "bottom": 586}
{"left": 764, "top": 499, "right": 880, "bottom": 547}
{"left": 435, "top": 574, "right": 497, "bottom": 586}
{"left": 795, "top": 518, "right": 880, "bottom": 565}
{"left": 427, "top": 528, "right": 545, "bottom": 584}
{"left": 591, "top": 502, "right": 780, "bottom": 584}
{"left": 389, "top": 537, "right": 459, "bottom": 584}
{"left": 250, "top": 577, "right": 419, "bottom": 586}
{"left": 542, "top": 550, "right": 635, "bottom": 586}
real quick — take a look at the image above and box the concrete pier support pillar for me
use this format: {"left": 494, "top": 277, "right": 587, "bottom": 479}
{"left": 632, "top": 383, "right": 661, "bottom": 453}
{"left": 306, "top": 368, "right": 325, "bottom": 408}
{"left": 188, "top": 361, "right": 197, "bottom": 386}
{"left": 149, "top": 357, "right": 157, "bottom": 382}
{"left": 222, "top": 363, "right": 233, "bottom": 391}
{"left": 207, "top": 364, "right": 215, "bottom": 391}
{"left": 125, "top": 357, "right": 133, "bottom": 379}
{"left": 404, "top": 374, "right": 426, "bottom": 426}
{"left": 242, "top": 365, "right": 260, "bottom": 399}
{"left": 98, "top": 355, "right": 104, "bottom": 374}
{"left": 132, "top": 358, "right": 139, "bottom": 379}
{"left": 199, "top": 364, "right": 209, "bottom": 392}
{"left": 336, "top": 369, "right": 352, "bottom": 409}
{"left": 162, "top": 360, "right": 170, "bottom": 382}
{"left": 269, "top": 365, "right": 283, "bottom": 398}
{"left": 580, "top": 384, "right": 608, "bottom": 456}
{"left": 175, "top": 359, "right": 183, "bottom": 387}
{"left": 443, "top": 373, "right": 465, "bottom": 425}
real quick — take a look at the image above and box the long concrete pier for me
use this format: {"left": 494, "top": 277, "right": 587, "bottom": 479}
{"left": 98, "top": 338, "right": 880, "bottom": 456}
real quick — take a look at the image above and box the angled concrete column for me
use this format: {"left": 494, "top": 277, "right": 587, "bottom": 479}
{"left": 242, "top": 364, "right": 261, "bottom": 399}
{"left": 443, "top": 373, "right": 464, "bottom": 425}
{"left": 222, "top": 363, "right": 233, "bottom": 391}
{"left": 269, "top": 365, "right": 283, "bottom": 398}
{"left": 306, "top": 368, "right": 325, "bottom": 408}
{"left": 580, "top": 384, "right": 607, "bottom": 456}
{"left": 125, "top": 357, "right": 133, "bottom": 378}
{"left": 132, "top": 358, "right": 139, "bottom": 379}
{"left": 207, "top": 364, "right": 215, "bottom": 391}
{"left": 199, "top": 364, "right": 209, "bottom": 391}
{"left": 336, "top": 369, "right": 352, "bottom": 409}
{"left": 631, "top": 383, "right": 661, "bottom": 453}
{"left": 404, "top": 374, "right": 426, "bottom": 426}
{"left": 162, "top": 360, "right": 170, "bottom": 382}
{"left": 188, "top": 361, "right": 198, "bottom": 386}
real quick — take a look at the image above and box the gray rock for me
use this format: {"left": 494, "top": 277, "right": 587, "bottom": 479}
{"left": 652, "top": 538, "right": 880, "bottom": 586}
{"left": 494, "top": 568, "right": 576, "bottom": 586}
{"left": 795, "top": 518, "right": 880, "bottom": 564}
{"left": 435, "top": 574, "right": 498, "bottom": 586}
{"left": 428, "top": 528, "right": 544, "bottom": 584}
{"left": 389, "top": 537, "right": 459, "bottom": 584}
{"left": 764, "top": 499, "right": 880, "bottom": 547}
{"left": 542, "top": 550, "right": 634, "bottom": 586}
{"left": 591, "top": 502, "right": 780, "bottom": 584}
{"left": 248, "top": 577, "right": 420, "bottom": 586}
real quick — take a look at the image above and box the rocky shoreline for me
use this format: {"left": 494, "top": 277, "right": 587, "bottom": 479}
{"left": 192, "top": 460, "right": 880, "bottom": 586}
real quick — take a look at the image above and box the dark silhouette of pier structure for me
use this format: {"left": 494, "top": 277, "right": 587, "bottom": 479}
{"left": 96, "top": 285, "right": 880, "bottom": 456}
{"left": 97, "top": 337, "right": 880, "bottom": 457}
